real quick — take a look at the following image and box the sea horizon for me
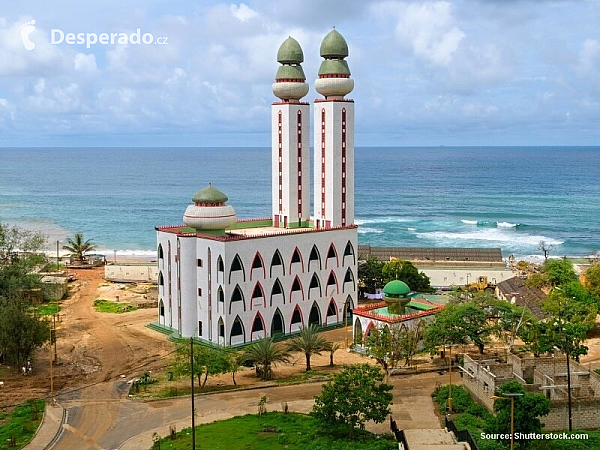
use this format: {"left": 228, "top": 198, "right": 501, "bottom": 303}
{"left": 2, "top": 145, "right": 599, "bottom": 262}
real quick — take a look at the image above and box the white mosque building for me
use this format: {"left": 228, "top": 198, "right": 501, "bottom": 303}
{"left": 155, "top": 30, "right": 358, "bottom": 346}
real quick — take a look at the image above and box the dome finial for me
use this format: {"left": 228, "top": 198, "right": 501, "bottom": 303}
{"left": 273, "top": 36, "right": 309, "bottom": 101}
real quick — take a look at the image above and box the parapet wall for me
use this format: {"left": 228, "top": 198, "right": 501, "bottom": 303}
{"left": 104, "top": 263, "right": 158, "bottom": 283}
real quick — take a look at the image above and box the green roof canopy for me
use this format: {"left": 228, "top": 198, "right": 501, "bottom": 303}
{"left": 277, "top": 37, "right": 304, "bottom": 64}
{"left": 320, "top": 29, "right": 349, "bottom": 59}
{"left": 192, "top": 184, "right": 228, "bottom": 203}
{"left": 383, "top": 280, "right": 411, "bottom": 297}
{"left": 276, "top": 65, "right": 306, "bottom": 80}
{"left": 318, "top": 59, "right": 350, "bottom": 76}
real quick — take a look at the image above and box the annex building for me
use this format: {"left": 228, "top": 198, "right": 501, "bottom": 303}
{"left": 155, "top": 31, "right": 358, "bottom": 345}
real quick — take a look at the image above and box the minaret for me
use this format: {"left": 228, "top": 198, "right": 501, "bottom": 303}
{"left": 271, "top": 37, "right": 310, "bottom": 228}
{"left": 313, "top": 29, "right": 354, "bottom": 228}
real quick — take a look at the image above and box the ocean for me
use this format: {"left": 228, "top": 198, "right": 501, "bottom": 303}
{"left": 1, "top": 146, "right": 599, "bottom": 261}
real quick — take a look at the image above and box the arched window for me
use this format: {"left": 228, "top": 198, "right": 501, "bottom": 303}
{"left": 290, "top": 305, "right": 303, "bottom": 332}
{"left": 290, "top": 276, "right": 304, "bottom": 302}
{"left": 270, "top": 249, "right": 285, "bottom": 277}
{"left": 218, "top": 317, "right": 225, "bottom": 338}
{"left": 159, "top": 300, "right": 164, "bottom": 316}
{"left": 308, "top": 245, "right": 321, "bottom": 271}
{"left": 325, "top": 243, "right": 338, "bottom": 268}
{"left": 158, "top": 244, "right": 164, "bottom": 261}
{"left": 271, "top": 308, "right": 285, "bottom": 336}
{"left": 251, "top": 282, "right": 265, "bottom": 309}
{"left": 308, "top": 301, "right": 321, "bottom": 326}
{"left": 230, "top": 315, "right": 245, "bottom": 345}
{"left": 229, "top": 254, "right": 245, "bottom": 283}
{"left": 229, "top": 285, "right": 246, "bottom": 313}
{"left": 343, "top": 241, "right": 355, "bottom": 266}
{"left": 308, "top": 273, "right": 322, "bottom": 299}
{"left": 326, "top": 299, "right": 337, "bottom": 317}
{"left": 217, "top": 256, "right": 224, "bottom": 282}
{"left": 289, "top": 247, "right": 304, "bottom": 273}
{"left": 250, "top": 252, "right": 265, "bottom": 280}
{"left": 354, "top": 318, "right": 363, "bottom": 344}
{"left": 326, "top": 271, "right": 338, "bottom": 295}
{"left": 343, "top": 268, "right": 355, "bottom": 292}
{"left": 217, "top": 286, "right": 224, "bottom": 312}
{"left": 252, "top": 313, "right": 265, "bottom": 332}
{"left": 158, "top": 271, "right": 164, "bottom": 286}
{"left": 270, "top": 278, "right": 285, "bottom": 306}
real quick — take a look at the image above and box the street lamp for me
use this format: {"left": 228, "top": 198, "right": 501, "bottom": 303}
{"left": 490, "top": 393, "right": 523, "bottom": 450}
{"left": 447, "top": 344, "right": 455, "bottom": 413}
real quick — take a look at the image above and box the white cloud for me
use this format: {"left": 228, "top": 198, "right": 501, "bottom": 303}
{"left": 230, "top": 3, "right": 259, "bottom": 22}
{"left": 74, "top": 53, "right": 98, "bottom": 72}
{"left": 578, "top": 39, "right": 600, "bottom": 80}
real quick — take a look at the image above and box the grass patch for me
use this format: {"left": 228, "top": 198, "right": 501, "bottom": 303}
{"left": 0, "top": 399, "right": 45, "bottom": 449}
{"left": 152, "top": 412, "right": 396, "bottom": 450}
{"left": 275, "top": 369, "right": 332, "bottom": 384}
{"left": 93, "top": 299, "right": 137, "bottom": 314}
{"left": 36, "top": 303, "right": 61, "bottom": 316}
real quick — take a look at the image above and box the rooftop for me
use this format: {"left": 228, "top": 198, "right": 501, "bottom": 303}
{"left": 353, "top": 299, "right": 444, "bottom": 324}
{"left": 156, "top": 218, "right": 357, "bottom": 241}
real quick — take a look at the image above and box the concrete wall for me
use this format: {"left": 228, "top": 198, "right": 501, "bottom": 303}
{"left": 104, "top": 264, "right": 158, "bottom": 283}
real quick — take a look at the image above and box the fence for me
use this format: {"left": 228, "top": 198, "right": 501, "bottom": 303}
{"left": 445, "top": 416, "right": 480, "bottom": 450}
{"left": 390, "top": 418, "right": 410, "bottom": 449}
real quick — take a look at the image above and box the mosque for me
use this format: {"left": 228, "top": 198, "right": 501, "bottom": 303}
{"left": 155, "top": 30, "right": 358, "bottom": 345}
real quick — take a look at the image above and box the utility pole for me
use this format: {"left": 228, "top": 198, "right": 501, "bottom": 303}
{"left": 448, "top": 344, "right": 453, "bottom": 413}
{"left": 190, "top": 337, "right": 196, "bottom": 449}
{"left": 49, "top": 326, "right": 54, "bottom": 406}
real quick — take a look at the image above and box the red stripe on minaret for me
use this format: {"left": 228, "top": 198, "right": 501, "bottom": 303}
{"left": 321, "top": 108, "right": 326, "bottom": 221}
{"left": 341, "top": 108, "right": 347, "bottom": 226}
{"left": 297, "top": 109, "right": 302, "bottom": 219}
{"left": 278, "top": 111, "right": 283, "bottom": 217}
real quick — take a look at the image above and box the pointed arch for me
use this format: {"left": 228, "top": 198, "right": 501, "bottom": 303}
{"left": 290, "top": 305, "right": 304, "bottom": 332}
{"left": 308, "top": 273, "right": 322, "bottom": 299}
{"left": 289, "top": 246, "right": 304, "bottom": 273}
{"left": 326, "top": 270, "right": 339, "bottom": 295}
{"left": 251, "top": 312, "right": 266, "bottom": 341}
{"left": 308, "top": 301, "right": 321, "bottom": 326}
{"left": 354, "top": 318, "right": 363, "bottom": 344}
{"left": 308, "top": 245, "right": 322, "bottom": 271}
{"left": 229, "top": 254, "right": 245, "bottom": 283}
{"left": 158, "top": 244, "right": 164, "bottom": 261}
{"left": 290, "top": 275, "right": 304, "bottom": 303}
{"left": 217, "top": 255, "right": 224, "bottom": 282}
{"left": 271, "top": 308, "right": 285, "bottom": 336}
{"left": 343, "top": 267, "right": 355, "bottom": 293}
{"left": 270, "top": 249, "right": 285, "bottom": 277}
{"left": 158, "top": 271, "right": 164, "bottom": 286}
{"left": 217, "top": 286, "right": 224, "bottom": 313}
{"left": 158, "top": 300, "right": 165, "bottom": 325}
{"left": 342, "top": 240, "right": 355, "bottom": 266}
{"left": 229, "top": 284, "right": 246, "bottom": 313}
{"left": 326, "top": 298, "right": 338, "bottom": 324}
{"left": 230, "top": 315, "right": 245, "bottom": 345}
{"left": 250, "top": 251, "right": 266, "bottom": 280}
{"left": 325, "top": 243, "right": 339, "bottom": 269}
{"left": 364, "top": 321, "right": 376, "bottom": 341}
{"left": 251, "top": 281, "right": 266, "bottom": 309}
{"left": 343, "top": 295, "right": 354, "bottom": 320}
{"left": 270, "top": 278, "right": 285, "bottom": 306}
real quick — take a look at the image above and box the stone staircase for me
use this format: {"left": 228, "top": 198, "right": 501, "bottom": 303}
{"left": 403, "top": 428, "right": 471, "bottom": 449}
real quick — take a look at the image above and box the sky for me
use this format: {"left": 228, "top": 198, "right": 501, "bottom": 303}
{"left": 1, "top": 0, "right": 599, "bottom": 147}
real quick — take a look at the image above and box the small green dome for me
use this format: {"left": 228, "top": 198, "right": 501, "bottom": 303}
{"left": 320, "top": 29, "right": 349, "bottom": 59}
{"left": 317, "top": 59, "right": 350, "bottom": 76}
{"left": 383, "top": 280, "right": 411, "bottom": 297}
{"left": 192, "top": 184, "right": 228, "bottom": 203}
{"left": 277, "top": 37, "right": 304, "bottom": 64}
{"left": 276, "top": 65, "right": 306, "bottom": 80}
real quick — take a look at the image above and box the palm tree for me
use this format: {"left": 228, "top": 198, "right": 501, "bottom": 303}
{"left": 62, "top": 233, "right": 97, "bottom": 263}
{"left": 244, "top": 338, "right": 290, "bottom": 381}
{"left": 287, "top": 324, "right": 328, "bottom": 371}
{"left": 324, "top": 341, "right": 342, "bottom": 367}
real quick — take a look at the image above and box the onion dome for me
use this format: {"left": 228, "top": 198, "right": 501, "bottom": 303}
{"left": 272, "top": 36, "right": 309, "bottom": 101}
{"left": 383, "top": 280, "right": 411, "bottom": 298}
{"left": 183, "top": 183, "right": 236, "bottom": 231}
{"left": 315, "top": 28, "right": 354, "bottom": 99}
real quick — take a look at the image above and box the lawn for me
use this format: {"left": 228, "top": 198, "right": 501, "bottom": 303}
{"left": 36, "top": 303, "right": 61, "bottom": 316}
{"left": 0, "top": 399, "right": 45, "bottom": 449}
{"left": 152, "top": 412, "right": 396, "bottom": 450}
{"left": 93, "top": 299, "right": 137, "bottom": 313}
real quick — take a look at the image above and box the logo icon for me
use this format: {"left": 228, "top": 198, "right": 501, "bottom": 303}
{"left": 21, "top": 20, "right": 36, "bottom": 50}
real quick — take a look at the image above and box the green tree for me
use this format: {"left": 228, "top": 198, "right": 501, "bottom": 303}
{"left": 382, "top": 259, "right": 433, "bottom": 292}
{"left": 0, "top": 302, "right": 50, "bottom": 367}
{"left": 244, "top": 338, "right": 290, "bottom": 381}
{"left": 424, "top": 301, "right": 492, "bottom": 354}
{"left": 486, "top": 381, "right": 550, "bottom": 449}
{"left": 312, "top": 364, "right": 393, "bottom": 437}
{"left": 358, "top": 257, "right": 385, "bottom": 294}
{"left": 287, "top": 324, "right": 328, "bottom": 371}
{"left": 62, "top": 233, "right": 97, "bottom": 262}
{"left": 585, "top": 262, "right": 600, "bottom": 302}
{"left": 543, "top": 259, "right": 577, "bottom": 287}
{"left": 171, "top": 343, "right": 229, "bottom": 388}
{"left": 323, "top": 341, "right": 342, "bottom": 367}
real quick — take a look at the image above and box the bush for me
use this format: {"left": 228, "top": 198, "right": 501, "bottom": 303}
{"left": 432, "top": 385, "right": 474, "bottom": 414}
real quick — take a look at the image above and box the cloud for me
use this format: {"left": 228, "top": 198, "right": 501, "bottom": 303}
{"left": 230, "top": 3, "right": 259, "bottom": 22}
{"left": 74, "top": 53, "right": 98, "bottom": 72}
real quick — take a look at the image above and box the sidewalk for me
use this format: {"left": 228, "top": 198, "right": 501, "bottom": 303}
{"left": 23, "top": 402, "right": 65, "bottom": 450}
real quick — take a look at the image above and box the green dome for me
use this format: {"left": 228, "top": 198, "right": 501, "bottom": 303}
{"left": 192, "top": 184, "right": 228, "bottom": 203}
{"left": 276, "top": 64, "right": 306, "bottom": 80}
{"left": 277, "top": 37, "right": 304, "bottom": 64}
{"left": 383, "top": 280, "right": 411, "bottom": 297}
{"left": 317, "top": 59, "right": 350, "bottom": 76}
{"left": 320, "top": 29, "right": 349, "bottom": 59}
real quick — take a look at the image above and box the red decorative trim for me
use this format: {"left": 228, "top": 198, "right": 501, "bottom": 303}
{"left": 278, "top": 110, "right": 283, "bottom": 218}
{"left": 297, "top": 109, "right": 303, "bottom": 219}
{"left": 341, "top": 108, "right": 347, "bottom": 227}
{"left": 289, "top": 246, "right": 305, "bottom": 273}
{"left": 314, "top": 98, "right": 354, "bottom": 103}
{"left": 320, "top": 108, "right": 326, "bottom": 220}
{"left": 318, "top": 74, "right": 350, "bottom": 78}
{"left": 290, "top": 304, "right": 304, "bottom": 331}
{"left": 274, "top": 78, "right": 306, "bottom": 82}
{"left": 327, "top": 298, "right": 339, "bottom": 321}
{"left": 250, "top": 251, "right": 266, "bottom": 280}
{"left": 183, "top": 213, "right": 236, "bottom": 219}
{"left": 353, "top": 301, "right": 444, "bottom": 324}
{"left": 325, "top": 243, "right": 339, "bottom": 269}
{"left": 273, "top": 100, "right": 309, "bottom": 105}
{"left": 250, "top": 281, "right": 266, "bottom": 310}
{"left": 251, "top": 311, "right": 266, "bottom": 334}
{"left": 289, "top": 275, "right": 305, "bottom": 302}
{"left": 194, "top": 201, "right": 224, "bottom": 206}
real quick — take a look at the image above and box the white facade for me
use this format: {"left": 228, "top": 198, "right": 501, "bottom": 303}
{"left": 271, "top": 102, "right": 310, "bottom": 227}
{"left": 157, "top": 227, "right": 357, "bottom": 345}
{"left": 313, "top": 100, "right": 355, "bottom": 229}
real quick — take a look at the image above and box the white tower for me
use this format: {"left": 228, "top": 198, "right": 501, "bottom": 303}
{"left": 313, "top": 29, "right": 355, "bottom": 229}
{"left": 271, "top": 37, "right": 310, "bottom": 228}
